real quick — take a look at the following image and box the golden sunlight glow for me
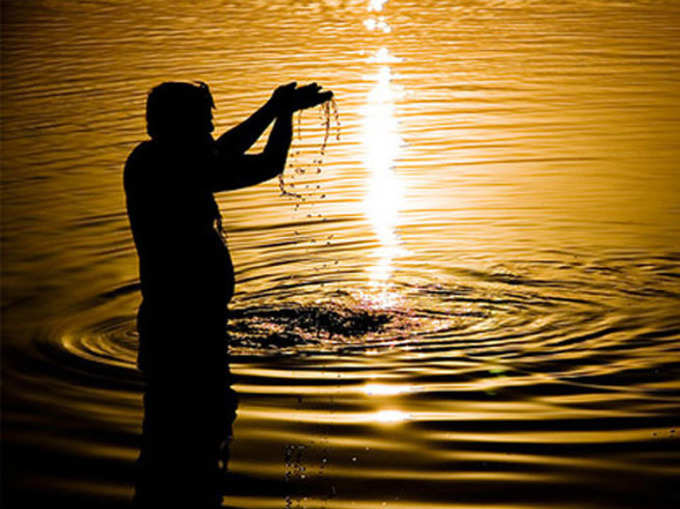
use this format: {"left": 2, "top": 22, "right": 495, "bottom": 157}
{"left": 368, "top": 0, "right": 388, "bottom": 12}
{"left": 361, "top": 63, "right": 405, "bottom": 298}
{"left": 363, "top": 17, "right": 391, "bottom": 33}
{"left": 366, "top": 47, "right": 403, "bottom": 64}
{"left": 362, "top": 383, "right": 410, "bottom": 396}
{"left": 373, "top": 409, "right": 408, "bottom": 424}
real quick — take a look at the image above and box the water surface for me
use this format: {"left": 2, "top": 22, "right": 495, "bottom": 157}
{"left": 2, "top": 1, "right": 680, "bottom": 507}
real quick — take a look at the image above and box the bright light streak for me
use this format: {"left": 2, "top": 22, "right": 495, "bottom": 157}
{"left": 368, "top": 0, "right": 387, "bottom": 12}
{"left": 361, "top": 63, "right": 405, "bottom": 298}
{"left": 374, "top": 409, "right": 408, "bottom": 423}
{"left": 362, "top": 383, "right": 409, "bottom": 396}
{"left": 367, "top": 47, "right": 403, "bottom": 64}
{"left": 363, "top": 17, "right": 391, "bottom": 33}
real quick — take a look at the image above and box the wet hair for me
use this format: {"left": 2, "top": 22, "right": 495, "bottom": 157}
{"left": 146, "top": 81, "right": 215, "bottom": 139}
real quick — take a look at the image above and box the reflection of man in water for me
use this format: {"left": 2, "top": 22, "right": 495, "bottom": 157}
{"left": 124, "top": 81, "right": 332, "bottom": 507}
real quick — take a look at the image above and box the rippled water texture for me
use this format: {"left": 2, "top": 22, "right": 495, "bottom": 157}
{"left": 2, "top": 0, "right": 680, "bottom": 507}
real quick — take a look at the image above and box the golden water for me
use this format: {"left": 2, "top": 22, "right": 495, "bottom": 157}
{"left": 2, "top": 1, "right": 679, "bottom": 507}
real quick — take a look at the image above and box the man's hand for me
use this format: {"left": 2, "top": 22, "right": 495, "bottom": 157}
{"left": 268, "top": 82, "right": 333, "bottom": 115}
{"left": 214, "top": 82, "right": 335, "bottom": 191}
{"left": 291, "top": 83, "right": 333, "bottom": 111}
{"left": 268, "top": 82, "right": 297, "bottom": 114}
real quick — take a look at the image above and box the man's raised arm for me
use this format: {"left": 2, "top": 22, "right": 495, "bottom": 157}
{"left": 211, "top": 83, "right": 332, "bottom": 192}
{"left": 215, "top": 82, "right": 297, "bottom": 156}
{"left": 212, "top": 109, "right": 293, "bottom": 192}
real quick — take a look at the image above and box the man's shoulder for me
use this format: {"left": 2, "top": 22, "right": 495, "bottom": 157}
{"left": 125, "top": 141, "right": 156, "bottom": 168}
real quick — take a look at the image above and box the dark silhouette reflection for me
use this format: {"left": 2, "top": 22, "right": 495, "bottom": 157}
{"left": 134, "top": 348, "right": 237, "bottom": 507}
{"left": 124, "top": 81, "right": 332, "bottom": 507}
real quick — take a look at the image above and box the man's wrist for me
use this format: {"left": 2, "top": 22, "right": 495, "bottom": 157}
{"left": 262, "top": 98, "right": 279, "bottom": 118}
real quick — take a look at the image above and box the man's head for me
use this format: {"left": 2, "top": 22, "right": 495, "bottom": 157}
{"left": 146, "top": 81, "right": 215, "bottom": 142}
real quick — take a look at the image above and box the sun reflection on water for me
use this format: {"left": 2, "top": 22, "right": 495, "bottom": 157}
{"left": 363, "top": 18, "right": 391, "bottom": 33}
{"left": 368, "top": 0, "right": 388, "bottom": 13}
{"left": 366, "top": 47, "right": 403, "bottom": 64}
{"left": 361, "top": 61, "right": 405, "bottom": 304}
{"left": 373, "top": 409, "right": 408, "bottom": 424}
{"left": 362, "top": 383, "right": 410, "bottom": 396}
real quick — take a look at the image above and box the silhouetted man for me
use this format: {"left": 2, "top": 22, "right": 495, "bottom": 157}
{"left": 124, "top": 81, "right": 332, "bottom": 508}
